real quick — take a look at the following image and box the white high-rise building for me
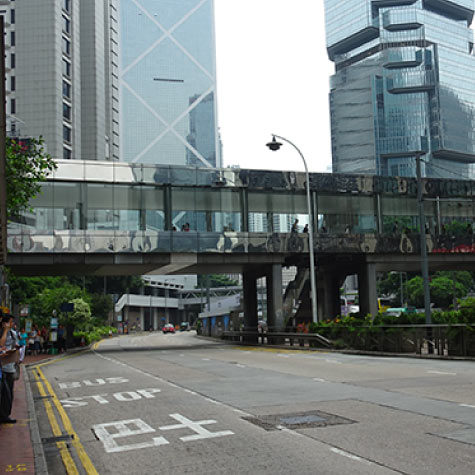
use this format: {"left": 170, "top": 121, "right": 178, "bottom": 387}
{"left": 1, "top": 0, "right": 119, "bottom": 161}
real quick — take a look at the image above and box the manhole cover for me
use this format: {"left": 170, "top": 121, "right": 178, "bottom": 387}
{"left": 243, "top": 410, "right": 355, "bottom": 431}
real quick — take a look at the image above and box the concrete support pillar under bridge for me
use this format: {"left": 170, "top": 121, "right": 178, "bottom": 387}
{"left": 266, "top": 264, "right": 284, "bottom": 332}
{"left": 317, "top": 270, "right": 342, "bottom": 322}
{"left": 358, "top": 263, "right": 378, "bottom": 318}
{"left": 243, "top": 271, "right": 258, "bottom": 339}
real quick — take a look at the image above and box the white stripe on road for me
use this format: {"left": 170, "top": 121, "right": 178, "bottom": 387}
{"left": 460, "top": 404, "right": 475, "bottom": 409}
{"left": 427, "top": 371, "right": 457, "bottom": 376}
{"left": 330, "top": 448, "right": 372, "bottom": 465}
{"left": 325, "top": 359, "right": 342, "bottom": 364}
{"left": 313, "top": 378, "right": 327, "bottom": 383}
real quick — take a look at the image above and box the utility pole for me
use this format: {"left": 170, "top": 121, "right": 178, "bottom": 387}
{"left": 416, "top": 152, "right": 431, "bottom": 325}
{"left": 0, "top": 16, "right": 8, "bottom": 308}
{"left": 415, "top": 152, "right": 433, "bottom": 354}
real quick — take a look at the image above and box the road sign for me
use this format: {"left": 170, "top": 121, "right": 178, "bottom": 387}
{"left": 60, "top": 302, "right": 75, "bottom": 313}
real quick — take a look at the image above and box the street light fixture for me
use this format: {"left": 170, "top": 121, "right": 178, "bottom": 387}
{"left": 266, "top": 134, "right": 318, "bottom": 324}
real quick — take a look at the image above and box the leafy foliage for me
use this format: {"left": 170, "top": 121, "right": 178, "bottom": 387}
{"left": 378, "top": 271, "right": 473, "bottom": 309}
{"left": 69, "top": 298, "right": 93, "bottom": 329}
{"left": 73, "top": 326, "right": 117, "bottom": 345}
{"left": 6, "top": 137, "right": 57, "bottom": 217}
{"left": 196, "top": 274, "right": 238, "bottom": 288}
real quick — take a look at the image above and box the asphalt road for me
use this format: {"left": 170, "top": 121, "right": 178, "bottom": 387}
{"left": 30, "top": 332, "right": 475, "bottom": 474}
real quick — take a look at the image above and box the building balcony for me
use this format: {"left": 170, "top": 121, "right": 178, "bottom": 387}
{"left": 383, "top": 48, "right": 423, "bottom": 69}
{"left": 387, "top": 70, "right": 435, "bottom": 93}
{"left": 382, "top": 10, "right": 421, "bottom": 31}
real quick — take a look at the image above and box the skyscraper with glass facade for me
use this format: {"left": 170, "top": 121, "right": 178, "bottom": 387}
{"left": 324, "top": 0, "right": 475, "bottom": 178}
{"left": 120, "top": 0, "right": 221, "bottom": 167}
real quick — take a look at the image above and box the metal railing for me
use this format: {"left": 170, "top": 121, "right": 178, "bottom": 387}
{"left": 222, "top": 324, "right": 475, "bottom": 357}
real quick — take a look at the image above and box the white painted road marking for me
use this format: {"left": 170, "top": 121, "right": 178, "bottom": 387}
{"left": 159, "top": 414, "right": 234, "bottom": 442}
{"left": 313, "top": 378, "right": 327, "bottom": 383}
{"left": 235, "top": 364, "right": 246, "bottom": 368}
{"left": 59, "top": 377, "right": 129, "bottom": 389}
{"left": 93, "top": 419, "right": 169, "bottom": 453}
{"left": 93, "top": 415, "right": 234, "bottom": 453}
{"left": 60, "top": 388, "right": 161, "bottom": 407}
{"left": 330, "top": 448, "right": 371, "bottom": 464}
{"left": 460, "top": 404, "right": 475, "bottom": 409}
{"left": 427, "top": 371, "right": 457, "bottom": 376}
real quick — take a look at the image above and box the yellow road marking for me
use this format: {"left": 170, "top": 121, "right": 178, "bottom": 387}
{"left": 32, "top": 348, "right": 91, "bottom": 368}
{"left": 33, "top": 372, "right": 79, "bottom": 475}
{"left": 36, "top": 367, "right": 99, "bottom": 475}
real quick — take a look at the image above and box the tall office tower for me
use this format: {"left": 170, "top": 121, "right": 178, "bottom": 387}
{"left": 324, "top": 0, "right": 475, "bottom": 178}
{"left": 120, "top": 0, "right": 221, "bottom": 167}
{"left": 2, "top": 0, "right": 118, "bottom": 160}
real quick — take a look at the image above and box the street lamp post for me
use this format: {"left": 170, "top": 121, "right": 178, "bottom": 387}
{"left": 266, "top": 135, "right": 318, "bottom": 324}
{"left": 415, "top": 152, "right": 431, "bottom": 326}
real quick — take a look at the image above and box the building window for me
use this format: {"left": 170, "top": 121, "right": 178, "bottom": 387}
{"left": 10, "top": 76, "right": 15, "bottom": 91}
{"left": 63, "top": 147, "right": 72, "bottom": 160}
{"left": 62, "top": 37, "right": 70, "bottom": 56}
{"left": 10, "top": 98, "right": 15, "bottom": 114}
{"left": 63, "top": 16, "right": 70, "bottom": 34}
{"left": 62, "top": 80, "right": 71, "bottom": 98}
{"left": 10, "top": 31, "right": 15, "bottom": 47}
{"left": 63, "top": 103, "right": 71, "bottom": 121}
{"left": 62, "top": 59, "right": 71, "bottom": 77}
{"left": 10, "top": 9, "right": 15, "bottom": 24}
{"left": 63, "top": 125, "right": 71, "bottom": 143}
{"left": 10, "top": 53, "right": 15, "bottom": 69}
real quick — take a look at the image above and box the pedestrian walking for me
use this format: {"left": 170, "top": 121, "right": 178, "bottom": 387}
{"left": 0, "top": 314, "right": 19, "bottom": 424}
{"left": 303, "top": 224, "right": 309, "bottom": 233}
{"left": 57, "top": 325, "right": 66, "bottom": 353}
{"left": 291, "top": 219, "right": 299, "bottom": 233}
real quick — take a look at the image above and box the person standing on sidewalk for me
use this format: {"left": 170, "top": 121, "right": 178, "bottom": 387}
{"left": 0, "top": 314, "right": 19, "bottom": 424}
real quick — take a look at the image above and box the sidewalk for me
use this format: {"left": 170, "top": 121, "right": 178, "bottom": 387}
{"left": 0, "top": 354, "right": 55, "bottom": 474}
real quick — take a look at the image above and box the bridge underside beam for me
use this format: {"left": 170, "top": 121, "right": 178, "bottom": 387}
{"left": 7, "top": 252, "right": 475, "bottom": 278}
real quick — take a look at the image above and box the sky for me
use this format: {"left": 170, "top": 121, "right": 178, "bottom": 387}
{"left": 214, "top": 0, "right": 334, "bottom": 173}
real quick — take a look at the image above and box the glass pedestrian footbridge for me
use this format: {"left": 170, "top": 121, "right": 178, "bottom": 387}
{"left": 7, "top": 160, "right": 475, "bottom": 257}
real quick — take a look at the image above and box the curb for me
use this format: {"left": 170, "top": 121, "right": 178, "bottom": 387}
{"left": 201, "top": 336, "right": 475, "bottom": 361}
{"left": 24, "top": 369, "right": 48, "bottom": 475}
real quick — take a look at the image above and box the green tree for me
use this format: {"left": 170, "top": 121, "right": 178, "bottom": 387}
{"left": 405, "top": 276, "right": 425, "bottom": 308}
{"left": 67, "top": 275, "right": 143, "bottom": 295}
{"left": 430, "top": 276, "right": 466, "bottom": 308}
{"left": 69, "top": 298, "right": 93, "bottom": 330}
{"left": 197, "top": 274, "right": 238, "bottom": 288}
{"left": 30, "top": 283, "right": 89, "bottom": 323}
{"left": 7, "top": 273, "right": 66, "bottom": 305}
{"left": 6, "top": 137, "right": 57, "bottom": 217}
{"left": 404, "top": 274, "right": 470, "bottom": 309}
{"left": 90, "top": 293, "right": 113, "bottom": 322}
{"left": 435, "top": 271, "right": 472, "bottom": 294}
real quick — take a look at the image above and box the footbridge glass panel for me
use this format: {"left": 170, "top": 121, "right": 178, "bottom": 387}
{"left": 248, "top": 192, "right": 307, "bottom": 233}
{"left": 6, "top": 162, "right": 475, "bottom": 258}
{"left": 317, "top": 195, "right": 376, "bottom": 234}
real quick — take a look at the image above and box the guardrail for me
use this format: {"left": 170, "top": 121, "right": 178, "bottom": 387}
{"left": 222, "top": 331, "right": 332, "bottom": 348}
{"left": 222, "top": 325, "right": 475, "bottom": 357}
